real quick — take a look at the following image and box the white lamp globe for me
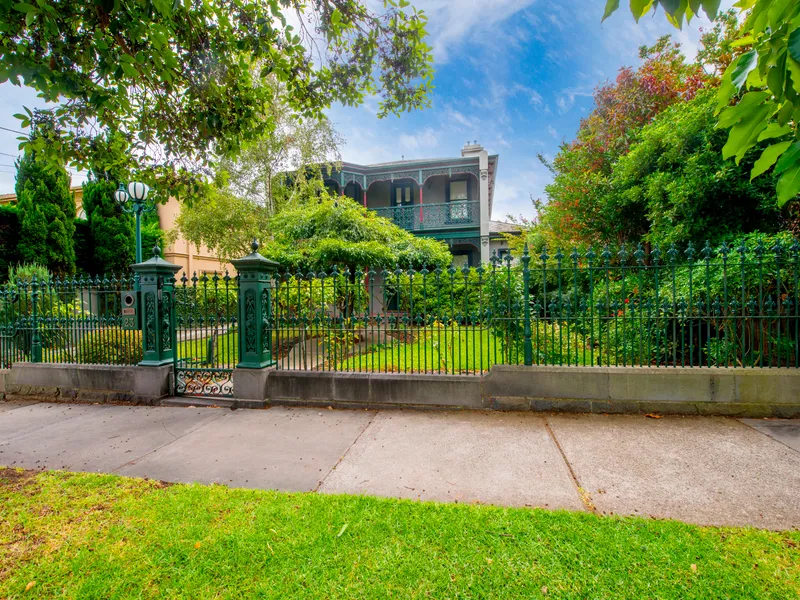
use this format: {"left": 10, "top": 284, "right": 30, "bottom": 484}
{"left": 114, "top": 183, "right": 129, "bottom": 204}
{"left": 127, "top": 181, "right": 150, "bottom": 201}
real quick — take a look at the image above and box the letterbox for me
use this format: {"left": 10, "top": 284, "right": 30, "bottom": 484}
{"left": 120, "top": 290, "right": 140, "bottom": 330}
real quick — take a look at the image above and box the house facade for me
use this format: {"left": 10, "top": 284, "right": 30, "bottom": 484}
{"left": 323, "top": 141, "right": 514, "bottom": 266}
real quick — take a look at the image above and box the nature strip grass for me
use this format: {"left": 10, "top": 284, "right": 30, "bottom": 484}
{"left": 1, "top": 468, "right": 798, "bottom": 599}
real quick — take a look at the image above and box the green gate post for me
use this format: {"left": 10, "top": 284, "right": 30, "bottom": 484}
{"left": 522, "top": 243, "right": 533, "bottom": 366}
{"left": 131, "top": 245, "right": 181, "bottom": 366}
{"left": 232, "top": 240, "right": 278, "bottom": 369}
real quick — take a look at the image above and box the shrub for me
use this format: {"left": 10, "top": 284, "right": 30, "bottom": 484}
{"left": 74, "top": 328, "right": 143, "bottom": 365}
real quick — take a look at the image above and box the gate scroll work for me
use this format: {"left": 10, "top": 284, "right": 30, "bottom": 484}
{"left": 173, "top": 272, "right": 238, "bottom": 398}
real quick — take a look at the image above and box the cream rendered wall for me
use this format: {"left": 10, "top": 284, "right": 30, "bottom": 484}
{"left": 157, "top": 197, "right": 232, "bottom": 277}
{"left": 422, "top": 175, "right": 446, "bottom": 204}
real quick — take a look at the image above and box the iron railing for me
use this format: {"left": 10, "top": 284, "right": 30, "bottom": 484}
{"left": 269, "top": 239, "right": 800, "bottom": 373}
{"left": 372, "top": 201, "right": 479, "bottom": 231}
{"left": 2, "top": 237, "right": 797, "bottom": 375}
{"left": 0, "top": 274, "right": 142, "bottom": 368}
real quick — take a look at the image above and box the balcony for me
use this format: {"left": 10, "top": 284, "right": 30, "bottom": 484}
{"left": 372, "top": 201, "right": 479, "bottom": 232}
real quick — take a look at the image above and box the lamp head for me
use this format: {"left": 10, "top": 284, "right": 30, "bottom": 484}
{"left": 114, "top": 183, "right": 129, "bottom": 204}
{"left": 127, "top": 181, "right": 150, "bottom": 201}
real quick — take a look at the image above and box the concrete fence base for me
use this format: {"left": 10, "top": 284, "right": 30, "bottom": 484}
{"left": 254, "top": 366, "right": 800, "bottom": 417}
{"left": 1, "top": 363, "right": 171, "bottom": 405}
{"left": 1, "top": 363, "right": 799, "bottom": 417}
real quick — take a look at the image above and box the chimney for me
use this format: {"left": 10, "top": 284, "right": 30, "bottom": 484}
{"left": 461, "top": 140, "right": 484, "bottom": 157}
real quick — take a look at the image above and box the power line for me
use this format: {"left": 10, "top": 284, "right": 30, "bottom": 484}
{"left": 0, "top": 125, "right": 26, "bottom": 135}
{"left": 0, "top": 152, "right": 18, "bottom": 158}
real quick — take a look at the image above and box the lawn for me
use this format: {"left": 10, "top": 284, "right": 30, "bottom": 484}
{"left": 1, "top": 469, "right": 798, "bottom": 599}
{"left": 337, "top": 327, "right": 505, "bottom": 373}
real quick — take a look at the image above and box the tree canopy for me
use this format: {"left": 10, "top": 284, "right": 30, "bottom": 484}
{"left": 535, "top": 37, "right": 711, "bottom": 247}
{"left": 601, "top": 0, "right": 800, "bottom": 205}
{"left": 261, "top": 195, "right": 452, "bottom": 272}
{"left": 218, "top": 78, "right": 343, "bottom": 216}
{"left": 2, "top": 0, "right": 434, "bottom": 197}
{"left": 14, "top": 122, "right": 76, "bottom": 276}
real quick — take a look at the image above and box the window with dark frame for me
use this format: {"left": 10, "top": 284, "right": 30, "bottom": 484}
{"left": 446, "top": 178, "right": 470, "bottom": 222}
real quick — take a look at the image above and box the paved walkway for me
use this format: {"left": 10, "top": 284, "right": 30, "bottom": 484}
{"left": 1, "top": 400, "right": 799, "bottom": 530}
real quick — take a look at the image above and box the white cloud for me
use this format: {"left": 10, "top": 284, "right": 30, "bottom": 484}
{"left": 398, "top": 127, "right": 440, "bottom": 155}
{"left": 413, "top": 0, "right": 539, "bottom": 64}
{"left": 556, "top": 87, "right": 593, "bottom": 114}
{"left": 491, "top": 160, "right": 552, "bottom": 220}
{"left": 547, "top": 125, "right": 558, "bottom": 139}
{"left": 446, "top": 107, "right": 473, "bottom": 129}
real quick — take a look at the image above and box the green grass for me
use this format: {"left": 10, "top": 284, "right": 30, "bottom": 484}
{"left": 176, "top": 330, "right": 239, "bottom": 368}
{"left": 337, "top": 324, "right": 597, "bottom": 373}
{"left": 1, "top": 469, "right": 798, "bottom": 599}
{"left": 337, "top": 327, "right": 504, "bottom": 373}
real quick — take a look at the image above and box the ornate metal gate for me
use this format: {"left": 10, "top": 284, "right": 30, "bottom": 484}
{"left": 173, "top": 271, "right": 238, "bottom": 397}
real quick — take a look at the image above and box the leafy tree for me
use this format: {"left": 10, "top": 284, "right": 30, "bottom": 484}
{"left": 537, "top": 37, "right": 709, "bottom": 247}
{"left": 173, "top": 187, "right": 271, "bottom": 263}
{"left": 220, "top": 78, "right": 344, "bottom": 216}
{"left": 3, "top": 0, "right": 434, "bottom": 197}
{"left": 601, "top": 0, "right": 800, "bottom": 205}
{"left": 73, "top": 218, "right": 93, "bottom": 276}
{"left": 608, "top": 90, "right": 780, "bottom": 247}
{"left": 262, "top": 195, "right": 452, "bottom": 272}
{"left": 14, "top": 124, "right": 76, "bottom": 276}
{"left": 82, "top": 179, "right": 135, "bottom": 274}
{"left": 141, "top": 214, "right": 165, "bottom": 261}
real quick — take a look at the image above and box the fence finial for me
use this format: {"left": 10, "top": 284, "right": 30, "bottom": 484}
{"left": 152, "top": 243, "right": 161, "bottom": 258}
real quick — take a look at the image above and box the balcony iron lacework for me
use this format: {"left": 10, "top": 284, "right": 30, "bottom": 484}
{"left": 372, "top": 201, "right": 479, "bottom": 231}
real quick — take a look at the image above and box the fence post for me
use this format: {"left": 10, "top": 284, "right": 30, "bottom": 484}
{"left": 30, "top": 275, "right": 42, "bottom": 363}
{"left": 522, "top": 243, "right": 533, "bottom": 366}
{"left": 131, "top": 245, "right": 181, "bottom": 366}
{"left": 231, "top": 240, "right": 279, "bottom": 369}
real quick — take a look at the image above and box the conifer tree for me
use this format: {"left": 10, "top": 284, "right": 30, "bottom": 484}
{"left": 82, "top": 179, "right": 134, "bottom": 274}
{"left": 14, "top": 137, "right": 76, "bottom": 276}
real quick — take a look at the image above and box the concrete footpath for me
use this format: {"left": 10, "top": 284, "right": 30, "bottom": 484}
{"left": 1, "top": 400, "right": 799, "bottom": 530}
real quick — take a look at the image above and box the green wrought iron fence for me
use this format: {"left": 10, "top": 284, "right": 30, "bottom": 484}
{"left": 3, "top": 237, "right": 797, "bottom": 376}
{"left": 173, "top": 271, "right": 238, "bottom": 397}
{"left": 268, "top": 238, "right": 800, "bottom": 374}
{"left": 0, "top": 274, "right": 142, "bottom": 368}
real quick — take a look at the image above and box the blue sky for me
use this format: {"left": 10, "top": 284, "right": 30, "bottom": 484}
{"left": 0, "top": 0, "right": 731, "bottom": 218}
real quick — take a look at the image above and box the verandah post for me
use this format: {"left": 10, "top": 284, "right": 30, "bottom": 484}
{"left": 522, "top": 243, "right": 533, "bottom": 366}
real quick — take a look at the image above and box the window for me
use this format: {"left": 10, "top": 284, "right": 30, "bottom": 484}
{"left": 393, "top": 184, "right": 413, "bottom": 206}
{"left": 451, "top": 253, "right": 470, "bottom": 269}
{"left": 447, "top": 179, "right": 470, "bottom": 221}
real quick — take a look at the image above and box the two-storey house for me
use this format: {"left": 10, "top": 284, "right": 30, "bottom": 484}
{"left": 322, "top": 141, "right": 515, "bottom": 266}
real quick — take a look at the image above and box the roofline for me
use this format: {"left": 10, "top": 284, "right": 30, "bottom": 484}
{"left": 337, "top": 154, "right": 498, "bottom": 174}
{"left": 0, "top": 185, "right": 83, "bottom": 203}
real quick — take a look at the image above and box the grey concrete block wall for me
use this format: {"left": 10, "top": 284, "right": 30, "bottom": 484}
{"left": 4, "top": 362, "right": 170, "bottom": 404}
{"left": 266, "top": 370, "right": 483, "bottom": 410}
{"left": 3, "top": 362, "right": 800, "bottom": 417}
{"left": 484, "top": 365, "right": 800, "bottom": 417}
